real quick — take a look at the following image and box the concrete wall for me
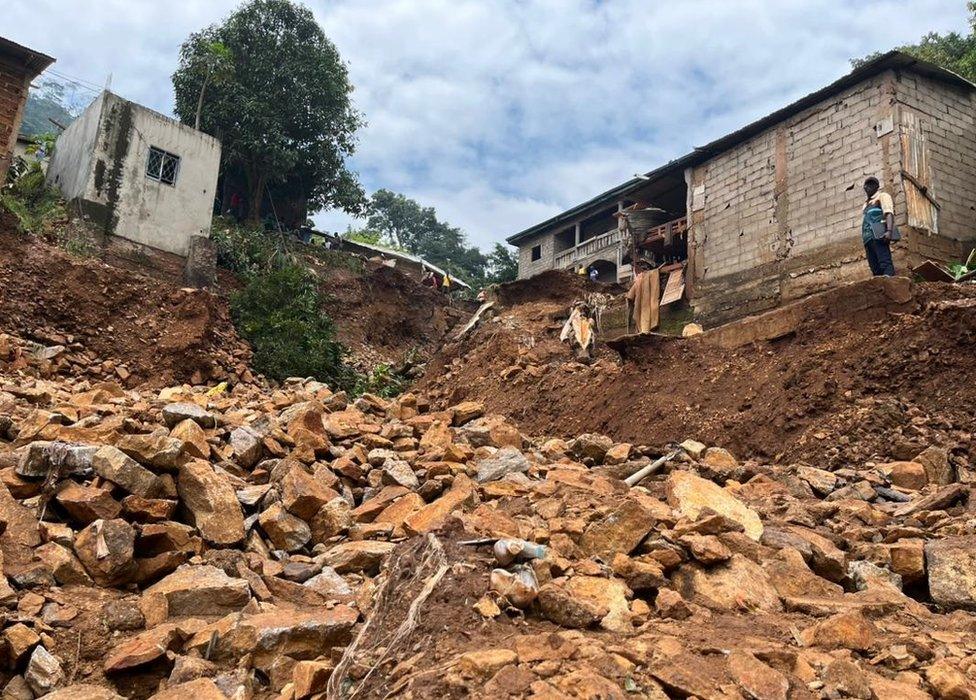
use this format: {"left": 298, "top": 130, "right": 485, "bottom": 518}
{"left": 47, "top": 91, "right": 221, "bottom": 257}
{"left": 516, "top": 231, "right": 556, "bottom": 278}
{"left": 46, "top": 92, "right": 105, "bottom": 200}
{"left": 689, "top": 71, "right": 909, "bottom": 325}
{"left": 0, "top": 53, "right": 34, "bottom": 184}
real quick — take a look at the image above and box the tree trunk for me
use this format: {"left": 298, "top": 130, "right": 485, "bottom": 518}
{"left": 246, "top": 169, "right": 265, "bottom": 224}
{"left": 194, "top": 68, "right": 212, "bottom": 131}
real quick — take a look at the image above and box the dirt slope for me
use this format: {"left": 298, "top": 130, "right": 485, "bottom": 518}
{"left": 0, "top": 230, "right": 252, "bottom": 387}
{"left": 419, "top": 272, "right": 976, "bottom": 469}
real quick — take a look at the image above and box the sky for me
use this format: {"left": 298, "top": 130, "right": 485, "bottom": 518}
{"left": 5, "top": 0, "right": 971, "bottom": 250}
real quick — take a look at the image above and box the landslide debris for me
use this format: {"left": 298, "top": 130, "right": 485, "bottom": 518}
{"left": 1, "top": 320, "right": 976, "bottom": 699}
{"left": 0, "top": 231, "right": 252, "bottom": 388}
{"left": 420, "top": 272, "right": 976, "bottom": 470}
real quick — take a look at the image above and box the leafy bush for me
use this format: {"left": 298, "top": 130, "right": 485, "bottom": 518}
{"left": 354, "top": 362, "right": 409, "bottom": 399}
{"left": 209, "top": 216, "right": 280, "bottom": 275}
{"left": 231, "top": 264, "right": 355, "bottom": 389}
{"left": 2, "top": 158, "right": 66, "bottom": 236}
{"left": 231, "top": 266, "right": 355, "bottom": 389}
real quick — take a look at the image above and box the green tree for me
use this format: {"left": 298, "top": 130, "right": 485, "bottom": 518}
{"left": 173, "top": 0, "right": 365, "bottom": 224}
{"left": 485, "top": 243, "right": 519, "bottom": 284}
{"left": 364, "top": 189, "right": 487, "bottom": 283}
{"left": 853, "top": 3, "right": 976, "bottom": 81}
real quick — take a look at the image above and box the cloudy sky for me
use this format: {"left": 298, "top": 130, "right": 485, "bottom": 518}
{"left": 6, "top": 0, "right": 970, "bottom": 249}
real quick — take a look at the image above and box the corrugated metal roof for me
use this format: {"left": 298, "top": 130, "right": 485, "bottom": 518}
{"left": 329, "top": 236, "right": 472, "bottom": 289}
{"left": 506, "top": 51, "right": 976, "bottom": 246}
{"left": 0, "top": 36, "right": 55, "bottom": 76}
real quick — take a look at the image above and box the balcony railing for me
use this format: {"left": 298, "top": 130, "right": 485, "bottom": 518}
{"left": 553, "top": 227, "right": 626, "bottom": 268}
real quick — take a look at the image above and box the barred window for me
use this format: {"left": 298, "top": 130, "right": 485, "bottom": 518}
{"left": 146, "top": 146, "right": 180, "bottom": 185}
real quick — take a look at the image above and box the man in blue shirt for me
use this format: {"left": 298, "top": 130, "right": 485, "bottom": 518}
{"left": 861, "top": 176, "right": 895, "bottom": 276}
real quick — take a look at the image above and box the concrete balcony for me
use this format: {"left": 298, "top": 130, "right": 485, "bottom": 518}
{"left": 553, "top": 227, "right": 627, "bottom": 269}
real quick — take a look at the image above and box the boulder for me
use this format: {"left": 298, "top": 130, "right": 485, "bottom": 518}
{"left": 667, "top": 471, "right": 763, "bottom": 540}
{"left": 189, "top": 607, "right": 358, "bottom": 670}
{"left": 142, "top": 565, "right": 250, "bottom": 621}
{"left": 475, "top": 448, "right": 530, "bottom": 483}
{"left": 450, "top": 401, "right": 485, "bottom": 425}
{"left": 799, "top": 611, "right": 877, "bottom": 651}
{"left": 914, "top": 446, "right": 953, "bottom": 486}
{"left": 539, "top": 576, "right": 631, "bottom": 632}
{"left": 25, "top": 646, "right": 63, "bottom": 696}
{"left": 880, "top": 461, "right": 928, "bottom": 491}
{"left": 91, "top": 446, "right": 162, "bottom": 497}
{"left": 672, "top": 554, "right": 782, "bottom": 612}
{"left": 321, "top": 540, "right": 395, "bottom": 574}
{"left": 925, "top": 659, "right": 976, "bottom": 700}
{"left": 116, "top": 433, "right": 185, "bottom": 471}
{"left": 728, "top": 650, "right": 788, "bottom": 700}
{"left": 162, "top": 403, "right": 215, "bottom": 429}
{"left": 177, "top": 460, "right": 245, "bottom": 546}
{"left": 569, "top": 434, "right": 613, "bottom": 462}
{"left": 281, "top": 465, "right": 339, "bottom": 521}
{"left": 259, "top": 504, "right": 311, "bottom": 552}
{"left": 41, "top": 685, "right": 124, "bottom": 700}
{"left": 579, "top": 500, "right": 655, "bottom": 558}
{"left": 35, "top": 542, "right": 93, "bottom": 585}
{"left": 230, "top": 426, "right": 264, "bottom": 468}
{"left": 461, "top": 415, "right": 521, "bottom": 449}
{"left": 925, "top": 535, "right": 976, "bottom": 610}
{"left": 149, "top": 678, "right": 225, "bottom": 700}
{"left": 403, "top": 475, "right": 475, "bottom": 535}
{"left": 55, "top": 482, "right": 121, "bottom": 524}
{"left": 382, "top": 458, "right": 419, "bottom": 490}
{"left": 16, "top": 442, "right": 95, "bottom": 479}
{"left": 74, "top": 519, "right": 137, "bottom": 586}
{"left": 171, "top": 419, "right": 210, "bottom": 460}
{"left": 888, "top": 538, "right": 925, "bottom": 584}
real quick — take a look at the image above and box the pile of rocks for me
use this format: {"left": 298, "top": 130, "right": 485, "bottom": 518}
{"left": 1, "top": 328, "right": 976, "bottom": 698}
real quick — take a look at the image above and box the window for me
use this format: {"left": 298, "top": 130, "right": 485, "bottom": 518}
{"left": 531, "top": 244, "right": 541, "bottom": 261}
{"left": 146, "top": 146, "right": 180, "bottom": 185}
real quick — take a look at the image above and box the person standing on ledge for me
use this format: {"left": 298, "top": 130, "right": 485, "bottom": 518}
{"left": 862, "top": 176, "right": 896, "bottom": 276}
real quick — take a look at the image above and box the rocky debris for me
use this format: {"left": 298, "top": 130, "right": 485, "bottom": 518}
{"left": 2, "top": 321, "right": 976, "bottom": 699}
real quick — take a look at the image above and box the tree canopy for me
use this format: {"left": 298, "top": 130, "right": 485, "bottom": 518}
{"left": 173, "top": 0, "right": 365, "bottom": 225}
{"left": 853, "top": 3, "right": 976, "bottom": 81}
{"left": 356, "top": 189, "right": 489, "bottom": 285}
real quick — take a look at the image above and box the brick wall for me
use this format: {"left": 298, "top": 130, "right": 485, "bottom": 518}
{"left": 516, "top": 231, "right": 556, "bottom": 279}
{"left": 893, "top": 72, "right": 976, "bottom": 259}
{"left": 690, "top": 71, "right": 916, "bottom": 324}
{"left": 0, "top": 56, "right": 32, "bottom": 184}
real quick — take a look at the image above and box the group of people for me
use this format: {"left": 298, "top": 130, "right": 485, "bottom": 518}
{"left": 577, "top": 265, "right": 601, "bottom": 282}
{"left": 421, "top": 268, "right": 453, "bottom": 292}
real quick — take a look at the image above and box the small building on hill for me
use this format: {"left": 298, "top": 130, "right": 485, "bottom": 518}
{"left": 507, "top": 51, "right": 976, "bottom": 325}
{"left": 46, "top": 90, "right": 221, "bottom": 257}
{"left": 0, "top": 36, "right": 54, "bottom": 184}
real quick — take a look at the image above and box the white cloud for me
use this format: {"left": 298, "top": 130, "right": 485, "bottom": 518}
{"left": 5, "top": 0, "right": 971, "bottom": 249}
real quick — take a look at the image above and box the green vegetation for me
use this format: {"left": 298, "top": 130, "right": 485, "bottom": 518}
{"left": 348, "top": 189, "right": 519, "bottom": 290}
{"left": 1, "top": 136, "right": 66, "bottom": 238}
{"left": 173, "top": 0, "right": 366, "bottom": 226}
{"left": 230, "top": 264, "right": 355, "bottom": 388}
{"left": 854, "top": 3, "right": 976, "bottom": 81}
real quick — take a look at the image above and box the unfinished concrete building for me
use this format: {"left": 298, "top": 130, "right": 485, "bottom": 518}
{"left": 0, "top": 36, "right": 54, "bottom": 184}
{"left": 507, "top": 51, "right": 976, "bottom": 325}
{"left": 46, "top": 90, "right": 221, "bottom": 257}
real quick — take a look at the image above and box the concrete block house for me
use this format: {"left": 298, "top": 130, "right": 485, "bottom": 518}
{"left": 507, "top": 52, "right": 976, "bottom": 325}
{"left": 0, "top": 36, "right": 54, "bottom": 184}
{"left": 46, "top": 90, "right": 221, "bottom": 257}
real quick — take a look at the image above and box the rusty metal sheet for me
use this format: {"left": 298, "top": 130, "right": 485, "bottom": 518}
{"left": 660, "top": 268, "right": 685, "bottom": 306}
{"left": 900, "top": 112, "right": 939, "bottom": 234}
